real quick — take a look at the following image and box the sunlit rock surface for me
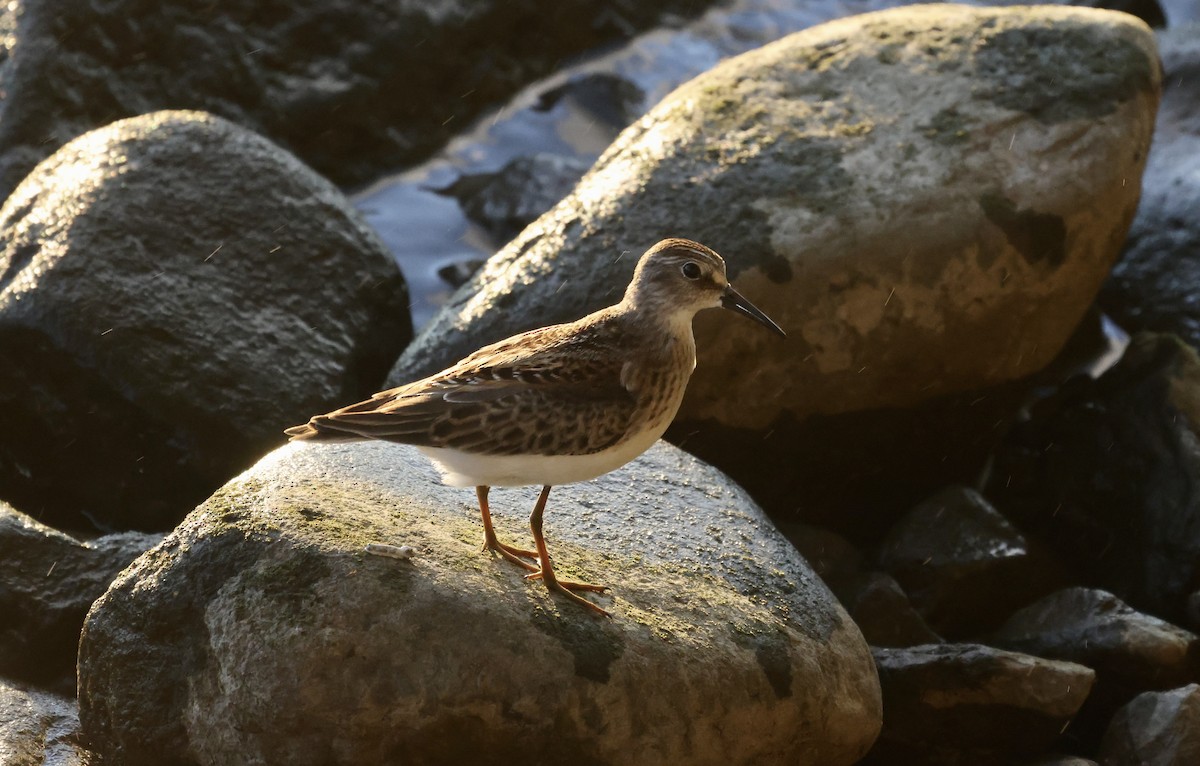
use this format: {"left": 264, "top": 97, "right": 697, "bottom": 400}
{"left": 79, "top": 440, "right": 881, "bottom": 765}
{"left": 391, "top": 4, "right": 1160, "bottom": 433}
{"left": 0, "top": 111, "right": 410, "bottom": 530}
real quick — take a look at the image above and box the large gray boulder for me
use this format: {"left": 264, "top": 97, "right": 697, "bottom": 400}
{"left": 0, "top": 111, "right": 411, "bottom": 530}
{"left": 0, "top": 0, "right": 716, "bottom": 197}
{"left": 391, "top": 4, "right": 1160, "bottom": 434}
{"left": 78, "top": 440, "right": 881, "bottom": 765}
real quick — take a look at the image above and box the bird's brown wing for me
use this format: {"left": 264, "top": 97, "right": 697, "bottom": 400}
{"left": 286, "top": 319, "right": 639, "bottom": 455}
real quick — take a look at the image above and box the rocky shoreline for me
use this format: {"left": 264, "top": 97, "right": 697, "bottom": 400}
{"left": 3, "top": 2, "right": 1199, "bottom": 765}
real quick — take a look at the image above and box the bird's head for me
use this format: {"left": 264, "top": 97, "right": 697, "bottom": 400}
{"left": 625, "top": 238, "right": 785, "bottom": 337}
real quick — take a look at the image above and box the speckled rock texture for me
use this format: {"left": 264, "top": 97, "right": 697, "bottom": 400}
{"left": 0, "top": 679, "right": 92, "bottom": 766}
{"left": 0, "top": 0, "right": 716, "bottom": 198}
{"left": 0, "top": 111, "right": 410, "bottom": 530}
{"left": 390, "top": 4, "right": 1160, "bottom": 433}
{"left": 0, "top": 501, "right": 161, "bottom": 694}
{"left": 78, "top": 440, "right": 881, "bottom": 765}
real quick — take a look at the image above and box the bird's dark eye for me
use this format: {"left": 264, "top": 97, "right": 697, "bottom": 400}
{"left": 681, "top": 261, "right": 702, "bottom": 280}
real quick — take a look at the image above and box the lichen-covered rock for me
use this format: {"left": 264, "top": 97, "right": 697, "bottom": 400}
{"left": 0, "top": 111, "right": 411, "bottom": 530}
{"left": 391, "top": 4, "right": 1159, "bottom": 435}
{"left": 78, "top": 441, "right": 881, "bottom": 765}
{"left": 0, "top": 501, "right": 160, "bottom": 694}
{"left": 0, "top": 0, "right": 715, "bottom": 197}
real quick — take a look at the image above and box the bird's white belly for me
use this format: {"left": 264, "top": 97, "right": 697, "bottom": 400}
{"left": 418, "top": 419, "right": 669, "bottom": 488}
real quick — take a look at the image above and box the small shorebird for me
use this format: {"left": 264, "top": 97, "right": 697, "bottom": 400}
{"left": 285, "top": 238, "right": 785, "bottom": 616}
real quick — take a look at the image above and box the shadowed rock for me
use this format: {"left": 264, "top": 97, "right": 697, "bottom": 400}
{"left": 0, "top": 501, "right": 160, "bottom": 694}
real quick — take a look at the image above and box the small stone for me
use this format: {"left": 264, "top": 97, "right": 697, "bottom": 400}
{"left": 438, "top": 153, "right": 592, "bottom": 242}
{"left": 869, "top": 643, "right": 1094, "bottom": 760}
{"left": 1098, "top": 684, "right": 1200, "bottom": 765}
{"left": 829, "top": 572, "right": 942, "bottom": 648}
{"left": 993, "top": 588, "right": 1199, "bottom": 698}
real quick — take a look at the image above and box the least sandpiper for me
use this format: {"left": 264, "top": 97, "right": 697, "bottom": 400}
{"left": 285, "top": 238, "right": 785, "bottom": 616}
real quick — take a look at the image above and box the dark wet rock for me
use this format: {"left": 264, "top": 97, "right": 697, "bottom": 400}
{"left": 436, "top": 258, "right": 487, "bottom": 290}
{"left": 79, "top": 441, "right": 881, "bottom": 765}
{"left": 780, "top": 523, "right": 936, "bottom": 647}
{"left": 0, "top": 0, "right": 715, "bottom": 198}
{"left": 0, "top": 111, "right": 411, "bottom": 531}
{"left": 1022, "top": 757, "right": 1098, "bottom": 766}
{"left": 533, "top": 72, "right": 648, "bottom": 131}
{"left": 986, "top": 334, "right": 1200, "bottom": 623}
{"left": 877, "top": 487, "right": 1065, "bottom": 637}
{"left": 0, "top": 679, "right": 92, "bottom": 766}
{"left": 992, "top": 587, "right": 1199, "bottom": 748}
{"left": 1098, "top": 684, "right": 1200, "bottom": 765}
{"left": 866, "top": 643, "right": 1094, "bottom": 764}
{"left": 392, "top": 5, "right": 1159, "bottom": 438}
{"left": 439, "top": 153, "right": 592, "bottom": 241}
{"left": 993, "top": 588, "right": 1199, "bottom": 700}
{"left": 0, "top": 501, "right": 160, "bottom": 695}
{"left": 1101, "top": 25, "right": 1200, "bottom": 347}
{"left": 828, "top": 571, "right": 942, "bottom": 648}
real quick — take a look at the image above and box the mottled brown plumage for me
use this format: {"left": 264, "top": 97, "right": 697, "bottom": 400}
{"left": 285, "top": 238, "right": 784, "bottom": 616}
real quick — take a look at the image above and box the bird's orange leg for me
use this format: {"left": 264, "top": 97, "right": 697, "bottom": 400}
{"left": 477, "top": 485, "right": 539, "bottom": 571}
{"left": 526, "top": 485, "right": 610, "bottom": 617}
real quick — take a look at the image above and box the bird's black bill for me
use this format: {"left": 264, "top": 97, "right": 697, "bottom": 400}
{"left": 721, "top": 285, "right": 786, "bottom": 337}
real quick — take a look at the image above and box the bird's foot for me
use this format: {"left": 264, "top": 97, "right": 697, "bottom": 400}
{"left": 527, "top": 570, "right": 611, "bottom": 617}
{"left": 482, "top": 537, "right": 540, "bottom": 572}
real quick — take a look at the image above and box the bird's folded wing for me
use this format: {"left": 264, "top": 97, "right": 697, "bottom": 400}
{"left": 309, "top": 376, "right": 637, "bottom": 456}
